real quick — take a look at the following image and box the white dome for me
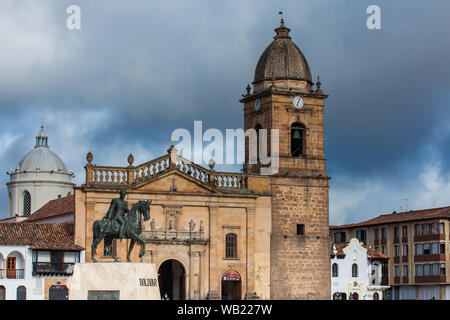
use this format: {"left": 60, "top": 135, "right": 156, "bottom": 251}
{"left": 18, "top": 147, "right": 68, "bottom": 173}
{"left": 16, "top": 125, "right": 69, "bottom": 174}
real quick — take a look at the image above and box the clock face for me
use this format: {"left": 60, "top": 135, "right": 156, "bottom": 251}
{"left": 293, "top": 96, "right": 304, "bottom": 109}
{"left": 254, "top": 99, "right": 261, "bottom": 111}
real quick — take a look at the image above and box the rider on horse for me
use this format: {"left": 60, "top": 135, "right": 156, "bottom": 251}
{"left": 102, "top": 187, "right": 128, "bottom": 239}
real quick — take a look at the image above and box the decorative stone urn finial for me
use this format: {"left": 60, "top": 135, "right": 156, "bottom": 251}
{"left": 127, "top": 153, "right": 134, "bottom": 166}
{"left": 208, "top": 158, "right": 215, "bottom": 170}
{"left": 316, "top": 76, "right": 323, "bottom": 94}
{"left": 246, "top": 84, "right": 251, "bottom": 95}
{"left": 86, "top": 152, "right": 93, "bottom": 164}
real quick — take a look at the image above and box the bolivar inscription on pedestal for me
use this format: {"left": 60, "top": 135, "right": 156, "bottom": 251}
{"left": 68, "top": 263, "right": 160, "bottom": 300}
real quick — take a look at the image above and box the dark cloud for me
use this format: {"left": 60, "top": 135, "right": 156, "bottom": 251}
{"left": 0, "top": 0, "right": 449, "bottom": 223}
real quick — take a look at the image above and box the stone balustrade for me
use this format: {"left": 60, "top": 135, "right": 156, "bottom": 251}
{"left": 84, "top": 151, "right": 248, "bottom": 190}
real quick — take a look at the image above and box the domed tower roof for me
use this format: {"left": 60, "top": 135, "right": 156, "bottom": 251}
{"left": 17, "top": 125, "right": 69, "bottom": 173}
{"left": 254, "top": 19, "right": 312, "bottom": 85}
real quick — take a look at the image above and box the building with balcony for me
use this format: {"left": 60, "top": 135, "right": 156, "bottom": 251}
{"left": 0, "top": 223, "right": 84, "bottom": 300}
{"left": 331, "top": 238, "right": 390, "bottom": 300}
{"left": 330, "top": 206, "right": 450, "bottom": 300}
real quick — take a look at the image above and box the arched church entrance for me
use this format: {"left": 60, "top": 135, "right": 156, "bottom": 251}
{"left": 158, "top": 259, "right": 186, "bottom": 300}
{"left": 221, "top": 270, "right": 241, "bottom": 300}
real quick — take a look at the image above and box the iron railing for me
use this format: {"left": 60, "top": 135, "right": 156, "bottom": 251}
{"left": 6, "top": 269, "right": 24, "bottom": 279}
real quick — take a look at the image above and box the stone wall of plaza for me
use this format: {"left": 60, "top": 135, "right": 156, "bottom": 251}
{"left": 331, "top": 217, "right": 450, "bottom": 299}
{"left": 270, "top": 176, "right": 330, "bottom": 299}
{"left": 74, "top": 172, "right": 273, "bottom": 300}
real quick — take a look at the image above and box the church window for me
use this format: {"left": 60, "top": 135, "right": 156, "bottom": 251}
{"left": 332, "top": 263, "right": 339, "bottom": 277}
{"left": 225, "top": 233, "right": 237, "bottom": 259}
{"left": 352, "top": 263, "right": 358, "bottom": 277}
{"left": 290, "top": 123, "right": 305, "bottom": 157}
{"left": 23, "top": 191, "right": 31, "bottom": 217}
{"left": 296, "top": 224, "right": 305, "bottom": 235}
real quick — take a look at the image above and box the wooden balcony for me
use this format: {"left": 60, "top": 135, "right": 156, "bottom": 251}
{"left": 32, "top": 263, "right": 75, "bottom": 276}
{"left": 414, "top": 254, "right": 446, "bottom": 263}
{"left": 414, "top": 234, "right": 445, "bottom": 242}
{"left": 415, "top": 275, "right": 446, "bottom": 284}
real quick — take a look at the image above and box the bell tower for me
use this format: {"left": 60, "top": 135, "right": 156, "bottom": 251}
{"left": 241, "top": 18, "right": 327, "bottom": 177}
{"left": 240, "top": 19, "right": 331, "bottom": 299}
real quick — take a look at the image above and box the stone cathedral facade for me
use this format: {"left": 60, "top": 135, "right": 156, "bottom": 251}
{"left": 74, "top": 19, "right": 331, "bottom": 300}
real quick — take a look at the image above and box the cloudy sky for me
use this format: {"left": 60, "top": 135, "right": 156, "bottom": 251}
{"left": 0, "top": 0, "right": 449, "bottom": 224}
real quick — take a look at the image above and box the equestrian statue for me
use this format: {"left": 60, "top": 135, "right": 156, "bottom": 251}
{"left": 91, "top": 188, "right": 151, "bottom": 262}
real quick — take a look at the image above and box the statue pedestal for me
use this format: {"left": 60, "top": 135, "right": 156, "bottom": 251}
{"left": 67, "top": 263, "right": 160, "bottom": 300}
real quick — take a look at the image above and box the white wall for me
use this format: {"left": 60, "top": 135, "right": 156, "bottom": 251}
{"left": 7, "top": 171, "right": 74, "bottom": 218}
{"left": 331, "top": 238, "right": 388, "bottom": 300}
{"left": 0, "top": 245, "right": 43, "bottom": 300}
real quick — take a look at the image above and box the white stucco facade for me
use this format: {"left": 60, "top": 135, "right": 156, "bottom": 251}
{"left": 6, "top": 126, "right": 74, "bottom": 218}
{"left": 331, "top": 238, "right": 390, "bottom": 300}
{"left": 0, "top": 244, "right": 85, "bottom": 300}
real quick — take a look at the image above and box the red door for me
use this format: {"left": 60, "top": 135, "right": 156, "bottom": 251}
{"left": 7, "top": 257, "right": 16, "bottom": 279}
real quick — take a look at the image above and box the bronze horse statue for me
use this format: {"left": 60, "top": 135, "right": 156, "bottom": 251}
{"left": 91, "top": 200, "right": 151, "bottom": 262}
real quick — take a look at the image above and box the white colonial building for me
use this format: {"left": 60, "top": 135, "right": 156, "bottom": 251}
{"left": 0, "top": 223, "right": 84, "bottom": 300}
{"left": 5, "top": 126, "right": 75, "bottom": 221}
{"left": 331, "top": 238, "right": 390, "bottom": 300}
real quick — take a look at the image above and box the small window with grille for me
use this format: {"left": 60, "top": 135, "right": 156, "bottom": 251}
{"left": 23, "top": 191, "right": 31, "bottom": 216}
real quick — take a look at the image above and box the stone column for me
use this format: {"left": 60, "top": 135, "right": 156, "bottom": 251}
{"left": 188, "top": 251, "right": 193, "bottom": 299}
{"left": 189, "top": 250, "right": 201, "bottom": 300}
{"left": 207, "top": 205, "right": 220, "bottom": 299}
{"left": 245, "top": 207, "right": 257, "bottom": 299}
{"left": 198, "top": 251, "right": 204, "bottom": 299}
{"left": 85, "top": 201, "right": 96, "bottom": 261}
{"left": 2, "top": 259, "right": 6, "bottom": 279}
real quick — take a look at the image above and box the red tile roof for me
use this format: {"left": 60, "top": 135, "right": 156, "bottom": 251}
{"left": 365, "top": 246, "right": 390, "bottom": 259}
{"left": 330, "top": 242, "right": 346, "bottom": 257}
{"left": 330, "top": 205, "right": 450, "bottom": 230}
{"left": 0, "top": 223, "right": 83, "bottom": 250}
{"left": 25, "top": 195, "right": 74, "bottom": 223}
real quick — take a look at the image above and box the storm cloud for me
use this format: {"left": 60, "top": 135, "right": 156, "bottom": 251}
{"left": 0, "top": 0, "right": 449, "bottom": 224}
